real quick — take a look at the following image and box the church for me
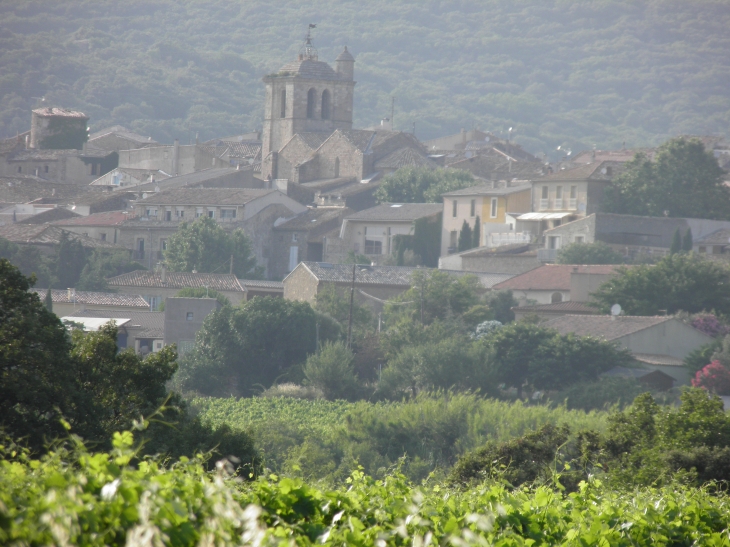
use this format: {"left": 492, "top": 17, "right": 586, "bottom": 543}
{"left": 261, "top": 33, "right": 433, "bottom": 210}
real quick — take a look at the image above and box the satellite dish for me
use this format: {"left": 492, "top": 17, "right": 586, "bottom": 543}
{"left": 611, "top": 304, "right": 622, "bottom": 316}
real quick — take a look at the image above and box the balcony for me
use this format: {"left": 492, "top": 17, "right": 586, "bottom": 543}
{"left": 569, "top": 198, "right": 577, "bottom": 209}
{"left": 539, "top": 199, "right": 549, "bottom": 210}
{"left": 554, "top": 198, "right": 563, "bottom": 209}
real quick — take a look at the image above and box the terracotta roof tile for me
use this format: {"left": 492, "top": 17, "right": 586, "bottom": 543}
{"left": 374, "top": 147, "right": 437, "bottom": 170}
{"left": 31, "top": 288, "right": 148, "bottom": 308}
{"left": 291, "top": 262, "right": 420, "bottom": 286}
{"left": 106, "top": 270, "right": 246, "bottom": 292}
{"left": 493, "top": 264, "right": 620, "bottom": 291}
{"left": 137, "top": 187, "right": 275, "bottom": 206}
{"left": 344, "top": 203, "right": 441, "bottom": 222}
{"left": 52, "top": 211, "right": 134, "bottom": 226}
{"left": 0, "top": 224, "right": 123, "bottom": 249}
{"left": 541, "top": 314, "right": 675, "bottom": 340}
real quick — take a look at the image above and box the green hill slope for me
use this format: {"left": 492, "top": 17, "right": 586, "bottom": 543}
{"left": 2, "top": 0, "right": 729, "bottom": 156}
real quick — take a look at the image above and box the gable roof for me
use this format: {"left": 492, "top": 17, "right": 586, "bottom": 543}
{"left": 273, "top": 207, "right": 348, "bottom": 232}
{"left": 0, "top": 176, "right": 90, "bottom": 204}
{"left": 106, "top": 270, "right": 246, "bottom": 292}
{"left": 541, "top": 314, "right": 677, "bottom": 341}
{"left": 538, "top": 161, "right": 619, "bottom": 182}
{"left": 289, "top": 262, "right": 419, "bottom": 286}
{"left": 493, "top": 264, "right": 620, "bottom": 291}
{"left": 344, "top": 203, "right": 441, "bottom": 222}
{"left": 17, "top": 207, "right": 81, "bottom": 225}
{"left": 31, "top": 288, "right": 149, "bottom": 308}
{"left": 513, "top": 301, "right": 598, "bottom": 314}
{"left": 441, "top": 183, "right": 532, "bottom": 198}
{"left": 137, "top": 187, "right": 275, "bottom": 206}
{"left": 0, "top": 224, "right": 122, "bottom": 249}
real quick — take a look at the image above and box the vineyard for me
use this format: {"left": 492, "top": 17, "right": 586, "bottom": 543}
{"left": 2, "top": 428, "right": 730, "bottom": 546}
{"left": 192, "top": 394, "right": 609, "bottom": 482}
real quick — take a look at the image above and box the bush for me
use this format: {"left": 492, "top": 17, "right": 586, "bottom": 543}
{"left": 691, "top": 361, "right": 730, "bottom": 395}
{"left": 550, "top": 377, "right": 649, "bottom": 412}
{"left": 303, "top": 341, "right": 360, "bottom": 401}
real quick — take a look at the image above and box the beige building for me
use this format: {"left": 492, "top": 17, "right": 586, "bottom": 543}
{"left": 441, "top": 182, "right": 532, "bottom": 255}
{"left": 32, "top": 288, "right": 149, "bottom": 316}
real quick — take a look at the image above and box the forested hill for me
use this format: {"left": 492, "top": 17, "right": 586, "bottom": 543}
{"left": 1, "top": 1, "right": 729, "bottom": 157}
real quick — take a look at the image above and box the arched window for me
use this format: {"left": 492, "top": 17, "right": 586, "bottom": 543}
{"left": 334, "top": 157, "right": 340, "bottom": 178}
{"left": 551, "top": 292, "right": 563, "bottom": 303}
{"left": 280, "top": 89, "right": 286, "bottom": 118}
{"left": 307, "top": 88, "right": 316, "bottom": 118}
{"left": 321, "top": 89, "right": 331, "bottom": 120}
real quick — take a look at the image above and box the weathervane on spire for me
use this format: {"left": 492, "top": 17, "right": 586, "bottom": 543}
{"left": 299, "top": 23, "right": 318, "bottom": 60}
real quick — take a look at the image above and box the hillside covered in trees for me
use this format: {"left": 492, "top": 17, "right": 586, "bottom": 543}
{"left": 1, "top": 1, "right": 729, "bottom": 156}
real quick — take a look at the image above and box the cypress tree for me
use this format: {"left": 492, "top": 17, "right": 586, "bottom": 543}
{"left": 44, "top": 288, "right": 53, "bottom": 313}
{"left": 683, "top": 228, "right": 693, "bottom": 252}
{"left": 472, "top": 216, "right": 481, "bottom": 248}
{"left": 670, "top": 227, "right": 682, "bottom": 255}
{"left": 458, "top": 220, "right": 473, "bottom": 252}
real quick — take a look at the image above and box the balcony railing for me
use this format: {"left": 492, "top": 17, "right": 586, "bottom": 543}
{"left": 554, "top": 198, "right": 563, "bottom": 209}
{"left": 539, "top": 199, "right": 549, "bottom": 210}
{"left": 569, "top": 198, "right": 577, "bottom": 209}
{"left": 487, "top": 232, "right": 532, "bottom": 248}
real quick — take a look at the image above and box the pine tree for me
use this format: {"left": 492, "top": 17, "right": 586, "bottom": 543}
{"left": 683, "top": 228, "right": 693, "bottom": 252}
{"left": 458, "top": 220, "right": 473, "bottom": 252}
{"left": 44, "top": 288, "right": 53, "bottom": 313}
{"left": 472, "top": 216, "right": 481, "bottom": 248}
{"left": 670, "top": 227, "right": 682, "bottom": 255}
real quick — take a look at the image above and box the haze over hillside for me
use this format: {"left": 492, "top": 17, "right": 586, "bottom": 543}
{"left": 1, "top": 0, "right": 729, "bottom": 157}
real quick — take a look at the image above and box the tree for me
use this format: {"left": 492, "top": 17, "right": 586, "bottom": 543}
{"left": 604, "top": 137, "right": 730, "bottom": 220}
{"left": 314, "top": 283, "right": 371, "bottom": 335}
{"left": 159, "top": 287, "right": 231, "bottom": 311}
{"left": 591, "top": 254, "right": 730, "bottom": 316}
{"left": 670, "top": 228, "right": 682, "bottom": 255}
{"left": 557, "top": 242, "right": 624, "bottom": 264}
{"left": 374, "top": 167, "right": 475, "bottom": 203}
{"left": 692, "top": 361, "right": 730, "bottom": 395}
{"left": 303, "top": 341, "right": 359, "bottom": 400}
{"left": 472, "top": 215, "right": 481, "bottom": 248}
{"left": 683, "top": 228, "right": 694, "bottom": 252}
{"left": 485, "top": 290, "right": 518, "bottom": 324}
{"left": 10, "top": 245, "right": 55, "bottom": 287}
{"left": 44, "top": 288, "right": 53, "bottom": 312}
{"left": 176, "top": 297, "right": 333, "bottom": 396}
{"left": 457, "top": 220, "right": 472, "bottom": 252}
{"left": 164, "top": 216, "right": 262, "bottom": 278}
{"left": 390, "top": 213, "right": 443, "bottom": 267}
{"left": 56, "top": 231, "right": 87, "bottom": 289}
{"left": 77, "top": 249, "right": 145, "bottom": 291}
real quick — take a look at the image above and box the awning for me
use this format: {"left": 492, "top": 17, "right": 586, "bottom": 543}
{"left": 632, "top": 353, "right": 684, "bottom": 367}
{"left": 517, "top": 212, "right": 575, "bottom": 221}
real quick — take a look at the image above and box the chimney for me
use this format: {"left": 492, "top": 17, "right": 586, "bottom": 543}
{"left": 161, "top": 263, "right": 167, "bottom": 283}
{"left": 172, "top": 139, "right": 180, "bottom": 176}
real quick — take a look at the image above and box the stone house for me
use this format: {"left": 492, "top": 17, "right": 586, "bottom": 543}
{"left": 106, "top": 268, "right": 248, "bottom": 310}
{"left": 334, "top": 203, "right": 442, "bottom": 263}
{"left": 62, "top": 309, "right": 165, "bottom": 355}
{"left": 269, "top": 207, "right": 351, "bottom": 280}
{"left": 283, "top": 261, "right": 418, "bottom": 312}
{"left": 517, "top": 161, "right": 624, "bottom": 240}
{"left": 492, "top": 264, "right": 621, "bottom": 305}
{"left": 540, "top": 213, "right": 730, "bottom": 262}
{"left": 441, "top": 183, "right": 532, "bottom": 255}
{"left": 87, "top": 126, "right": 158, "bottom": 152}
{"left": 542, "top": 314, "right": 713, "bottom": 386}
{"left": 52, "top": 211, "right": 135, "bottom": 245}
{"left": 31, "top": 288, "right": 149, "bottom": 317}
{"left": 163, "top": 297, "right": 222, "bottom": 355}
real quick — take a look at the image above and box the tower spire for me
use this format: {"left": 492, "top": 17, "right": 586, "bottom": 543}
{"left": 299, "top": 24, "right": 318, "bottom": 60}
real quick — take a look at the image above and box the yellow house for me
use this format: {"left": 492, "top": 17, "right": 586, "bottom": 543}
{"left": 441, "top": 183, "right": 532, "bottom": 255}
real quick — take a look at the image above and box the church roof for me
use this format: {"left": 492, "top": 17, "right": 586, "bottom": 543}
{"left": 335, "top": 46, "right": 354, "bottom": 62}
{"left": 277, "top": 59, "right": 342, "bottom": 80}
{"left": 374, "top": 147, "right": 437, "bottom": 170}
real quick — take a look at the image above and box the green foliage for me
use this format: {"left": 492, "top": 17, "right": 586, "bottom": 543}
{"left": 485, "top": 290, "right": 518, "bottom": 324}
{"left": 557, "top": 241, "right": 624, "bottom": 264}
{"left": 43, "top": 287, "right": 53, "bottom": 312}
{"left": 55, "top": 231, "right": 87, "bottom": 289}
{"left": 391, "top": 213, "right": 443, "bottom": 267}
{"left": 670, "top": 227, "right": 682, "bottom": 254}
{"left": 604, "top": 138, "right": 730, "bottom": 219}
{"left": 457, "top": 219, "right": 472, "bottom": 252}
{"left": 472, "top": 215, "right": 481, "bottom": 248}
{"left": 343, "top": 250, "right": 371, "bottom": 265}
{"left": 314, "top": 283, "right": 371, "bottom": 336}
{"left": 375, "top": 167, "right": 474, "bottom": 203}
{"left": 38, "top": 116, "right": 88, "bottom": 150}
{"left": 684, "top": 338, "right": 722, "bottom": 375}
{"left": 176, "top": 297, "right": 329, "bottom": 396}
{"left": 77, "top": 249, "right": 145, "bottom": 291}
{"left": 683, "top": 227, "right": 694, "bottom": 252}
{"left": 159, "top": 287, "right": 231, "bottom": 311}
{"left": 303, "top": 341, "right": 360, "bottom": 401}
{"left": 164, "top": 216, "right": 262, "bottom": 278}
{"left": 550, "top": 377, "right": 651, "bottom": 412}
{"left": 4, "top": 244, "right": 55, "bottom": 287}
{"left": 591, "top": 254, "right": 730, "bottom": 315}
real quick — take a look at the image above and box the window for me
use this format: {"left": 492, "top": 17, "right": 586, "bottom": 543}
{"left": 321, "top": 89, "right": 331, "bottom": 120}
{"left": 490, "top": 198, "right": 498, "bottom": 218}
{"left": 551, "top": 292, "right": 563, "bottom": 303}
{"left": 220, "top": 209, "right": 236, "bottom": 219}
{"left": 148, "top": 296, "right": 160, "bottom": 311}
{"left": 17, "top": 166, "right": 21, "bottom": 173}
{"left": 569, "top": 185, "right": 577, "bottom": 208}
{"left": 165, "top": 210, "right": 172, "bottom": 221}
{"left": 137, "top": 238, "right": 145, "bottom": 252}
{"left": 100, "top": 233, "right": 107, "bottom": 241}
{"left": 452, "top": 200, "right": 457, "bottom": 217}
{"left": 292, "top": 233, "right": 298, "bottom": 242}
{"left": 364, "top": 239, "right": 382, "bottom": 255}
{"left": 555, "top": 186, "right": 563, "bottom": 209}
{"left": 307, "top": 88, "right": 316, "bottom": 118}
{"left": 547, "top": 235, "right": 561, "bottom": 250}
{"left": 160, "top": 239, "right": 167, "bottom": 251}
{"left": 208, "top": 210, "right": 214, "bottom": 218}
{"left": 280, "top": 89, "right": 286, "bottom": 118}
{"left": 334, "top": 157, "right": 340, "bottom": 177}
{"left": 606, "top": 166, "right": 613, "bottom": 177}
{"left": 540, "top": 186, "right": 549, "bottom": 210}
{"left": 44, "top": 165, "right": 49, "bottom": 173}
{"left": 195, "top": 207, "right": 204, "bottom": 218}
{"left": 542, "top": 186, "right": 549, "bottom": 199}
{"left": 574, "top": 236, "right": 584, "bottom": 244}
{"left": 176, "top": 208, "right": 185, "bottom": 218}
{"left": 146, "top": 208, "right": 157, "bottom": 217}
{"left": 470, "top": 199, "right": 476, "bottom": 217}
{"left": 186, "top": 312, "right": 194, "bottom": 321}
{"left": 178, "top": 340, "right": 195, "bottom": 355}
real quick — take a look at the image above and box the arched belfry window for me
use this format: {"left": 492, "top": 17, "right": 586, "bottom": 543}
{"left": 321, "top": 89, "right": 331, "bottom": 120}
{"left": 307, "top": 88, "right": 316, "bottom": 119}
{"left": 334, "top": 157, "right": 340, "bottom": 178}
{"left": 280, "top": 90, "right": 286, "bottom": 118}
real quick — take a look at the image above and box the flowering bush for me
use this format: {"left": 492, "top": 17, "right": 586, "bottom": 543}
{"left": 691, "top": 313, "right": 730, "bottom": 338}
{"left": 472, "top": 320, "right": 503, "bottom": 339}
{"left": 691, "top": 360, "right": 730, "bottom": 395}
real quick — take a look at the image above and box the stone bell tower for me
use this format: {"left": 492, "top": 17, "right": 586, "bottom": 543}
{"left": 261, "top": 29, "right": 355, "bottom": 179}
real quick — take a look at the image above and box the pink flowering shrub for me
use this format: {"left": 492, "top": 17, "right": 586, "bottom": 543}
{"left": 691, "top": 314, "right": 730, "bottom": 338}
{"left": 692, "top": 360, "right": 730, "bottom": 395}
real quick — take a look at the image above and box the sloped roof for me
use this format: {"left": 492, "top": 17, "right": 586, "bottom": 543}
{"left": 238, "top": 279, "right": 284, "bottom": 290}
{"left": 52, "top": 211, "right": 133, "bottom": 227}
{"left": 441, "top": 183, "right": 532, "bottom": 197}
{"left": 374, "top": 147, "right": 437, "bottom": 170}
{"left": 32, "top": 107, "right": 87, "bottom": 118}
{"left": 274, "top": 207, "right": 348, "bottom": 231}
{"left": 513, "top": 301, "right": 598, "bottom": 314}
{"left": 8, "top": 147, "right": 114, "bottom": 161}
{"left": 337, "top": 130, "right": 376, "bottom": 152}
{"left": 344, "top": 203, "right": 441, "bottom": 222}
{"left": 133, "top": 168, "right": 251, "bottom": 193}
{"left": 541, "top": 314, "right": 675, "bottom": 341}
{"left": 106, "top": 270, "right": 246, "bottom": 292}
{"left": 17, "top": 207, "right": 81, "bottom": 225}
{"left": 296, "top": 132, "right": 331, "bottom": 150}
{"left": 0, "top": 177, "right": 89, "bottom": 204}
{"left": 696, "top": 228, "right": 730, "bottom": 245}
{"left": 0, "top": 224, "right": 122, "bottom": 249}
{"left": 88, "top": 126, "right": 157, "bottom": 145}
{"left": 290, "top": 262, "right": 419, "bottom": 286}
{"left": 65, "top": 309, "right": 164, "bottom": 338}
{"left": 493, "top": 264, "right": 620, "bottom": 291}
{"left": 538, "top": 161, "right": 620, "bottom": 182}
{"left": 137, "top": 187, "right": 275, "bottom": 206}
{"left": 277, "top": 59, "right": 342, "bottom": 80}
{"left": 31, "top": 288, "right": 148, "bottom": 308}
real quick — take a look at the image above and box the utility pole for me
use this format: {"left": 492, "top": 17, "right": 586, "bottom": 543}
{"left": 346, "top": 263, "right": 356, "bottom": 349}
